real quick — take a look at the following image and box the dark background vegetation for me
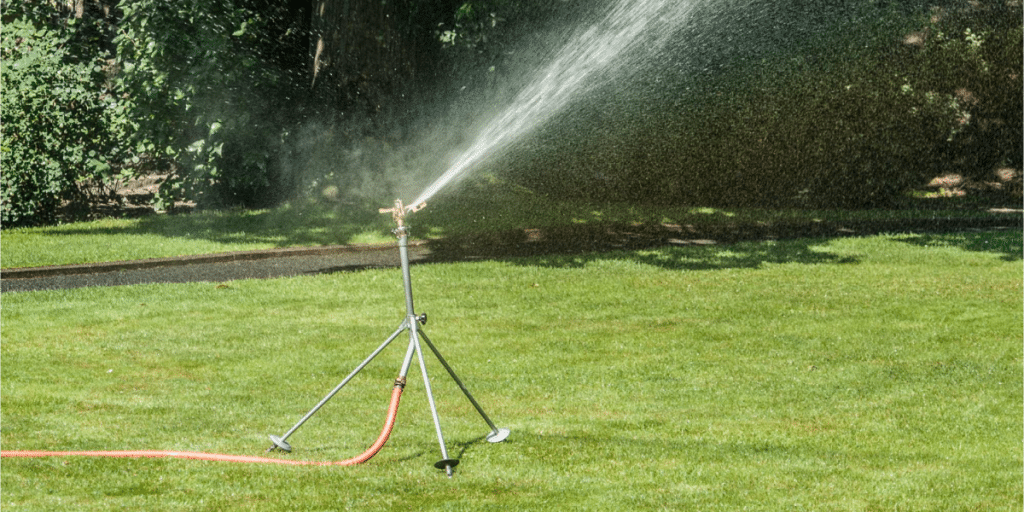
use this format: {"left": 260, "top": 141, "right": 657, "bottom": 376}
{"left": 1, "top": 0, "right": 1020, "bottom": 227}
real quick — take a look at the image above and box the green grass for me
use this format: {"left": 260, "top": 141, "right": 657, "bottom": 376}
{"left": 2, "top": 181, "right": 1013, "bottom": 268}
{"left": 0, "top": 202, "right": 396, "bottom": 269}
{"left": 2, "top": 230, "right": 1020, "bottom": 510}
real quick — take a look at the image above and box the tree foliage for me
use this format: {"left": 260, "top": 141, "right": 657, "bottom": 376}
{"left": 1, "top": 3, "right": 128, "bottom": 226}
{"left": 502, "top": 1, "right": 1022, "bottom": 208}
{"left": 113, "top": 0, "right": 308, "bottom": 209}
{"left": 1, "top": 0, "right": 1019, "bottom": 226}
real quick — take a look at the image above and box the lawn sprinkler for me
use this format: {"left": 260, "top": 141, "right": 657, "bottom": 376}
{"left": 267, "top": 199, "right": 509, "bottom": 477}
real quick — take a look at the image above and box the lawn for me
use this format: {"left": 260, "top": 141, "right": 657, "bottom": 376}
{"left": 1, "top": 183, "right": 1014, "bottom": 269}
{"left": 1, "top": 229, "right": 1020, "bottom": 510}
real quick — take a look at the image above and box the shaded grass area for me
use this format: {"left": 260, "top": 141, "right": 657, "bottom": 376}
{"left": 1, "top": 185, "right": 1019, "bottom": 269}
{"left": 0, "top": 202, "right": 392, "bottom": 269}
{"left": 2, "top": 232, "right": 1020, "bottom": 510}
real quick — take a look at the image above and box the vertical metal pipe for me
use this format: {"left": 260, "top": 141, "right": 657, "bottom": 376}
{"left": 397, "top": 227, "right": 416, "bottom": 317}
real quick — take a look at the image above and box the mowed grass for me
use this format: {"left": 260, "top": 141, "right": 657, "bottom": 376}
{"left": 1, "top": 183, "right": 1009, "bottom": 269}
{"left": 1, "top": 230, "right": 1020, "bottom": 510}
{"left": 0, "top": 202, "right": 395, "bottom": 269}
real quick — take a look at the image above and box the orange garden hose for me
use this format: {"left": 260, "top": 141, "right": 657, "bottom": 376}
{"left": 1, "top": 381, "right": 404, "bottom": 466}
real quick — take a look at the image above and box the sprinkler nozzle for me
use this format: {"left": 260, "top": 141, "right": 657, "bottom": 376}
{"left": 379, "top": 200, "right": 426, "bottom": 228}
{"left": 379, "top": 199, "right": 408, "bottom": 227}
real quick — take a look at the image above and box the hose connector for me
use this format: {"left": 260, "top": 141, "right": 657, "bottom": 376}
{"left": 394, "top": 377, "right": 407, "bottom": 389}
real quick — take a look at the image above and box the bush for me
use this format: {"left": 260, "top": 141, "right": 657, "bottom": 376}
{"left": 695, "top": 3, "right": 1021, "bottom": 207}
{"left": 717, "top": 58, "right": 972, "bottom": 208}
{"left": 1, "top": 11, "right": 126, "bottom": 226}
{"left": 499, "top": 2, "right": 1019, "bottom": 208}
{"left": 113, "top": 0, "right": 306, "bottom": 209}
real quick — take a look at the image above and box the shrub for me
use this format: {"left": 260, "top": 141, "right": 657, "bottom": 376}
{"left": 113, "top": 0, "right": 306, "bottom": 209}
{"left": 501, "top": 3, "right": 1019, "bottom": 208}
{"left": 1, "top": 11, "right": 126, "bottom": 226}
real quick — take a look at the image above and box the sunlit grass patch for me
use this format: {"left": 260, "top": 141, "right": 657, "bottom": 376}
{"left": 3, "top": 185, "right": 1015, "bottom": 268}
{"left": 2, "top": 232, "right": 1020, "bottom": 510}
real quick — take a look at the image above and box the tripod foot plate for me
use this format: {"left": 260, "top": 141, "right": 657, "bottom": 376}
{"left": 486, "top": 428, "right": 510, "bottom": 443}
{"left": 434, "top": 458, "right": 460, "bottom": 470}
{"left": 268, "top": 435, "right": 292, "bottom": 453}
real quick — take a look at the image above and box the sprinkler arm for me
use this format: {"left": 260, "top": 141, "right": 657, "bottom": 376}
{"left": 379, "top": 200, "right": 426, "bottom": 228}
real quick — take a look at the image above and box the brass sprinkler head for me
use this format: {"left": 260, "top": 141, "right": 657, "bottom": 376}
{"left": 379, "top": 199, "right": 426, "bottom": 228}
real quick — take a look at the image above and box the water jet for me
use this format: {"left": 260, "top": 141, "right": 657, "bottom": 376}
{"left": 409, "top": 0, "right": 704, "bottom": 207}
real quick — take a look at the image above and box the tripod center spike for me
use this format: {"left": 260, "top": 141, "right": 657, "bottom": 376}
{"left": 265, "top": 199, "right": 508, "bottom": 476}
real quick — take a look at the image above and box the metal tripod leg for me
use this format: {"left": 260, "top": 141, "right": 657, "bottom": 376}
{"left": 410, "top": 323, "right": 459, "bottom": 477}
{"left": 267, "top": 201, "right": 508, "bottom": 474}
{"left": 267, "top": 320, "right": 411, "bottom": 453}
{"left": 419, "top": 329, "right": 510, "bottom": 443}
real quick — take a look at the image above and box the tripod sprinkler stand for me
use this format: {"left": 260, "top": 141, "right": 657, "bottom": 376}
{"left": 266, "top": 200, "right": 509, "bottom": 477}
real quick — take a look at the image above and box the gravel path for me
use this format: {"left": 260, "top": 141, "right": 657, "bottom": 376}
{"left": 1, "top": 244, "right": 431, "bottom": 293}
{"left": 3, "top": 212, "right": 1019, "bottom": 293}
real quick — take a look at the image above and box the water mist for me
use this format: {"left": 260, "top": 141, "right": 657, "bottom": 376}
{"left": 407, "top": 0, "right": 707, "bottom": 209}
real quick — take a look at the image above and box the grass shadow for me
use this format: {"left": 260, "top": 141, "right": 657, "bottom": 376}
{"left": 47, "top": 201, "right": 395, "bottom": 248}
{"left": 427, "top": 222, "right": 857, "bottom": 271}
{"left": 424, "top": 210, "right": 1021, "bottom": 271}
{"left": 512, "top": 239, "right": 860, "bottom": 271}
{"left": 894, "top": 229, "right": 1022, "bottom": 262}
{"left": 12, "top": 184, "right": 1019, "bottom": 272}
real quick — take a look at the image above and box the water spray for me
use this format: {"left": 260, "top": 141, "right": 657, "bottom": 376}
{"left": 266, "top": 199, "right": 509, "bottom": 477}
{"left": 409, "top": 0, "right": 703, "bottom": 208}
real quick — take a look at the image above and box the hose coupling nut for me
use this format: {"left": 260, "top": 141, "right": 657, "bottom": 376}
{"left": 394, "top": 377, "right": 407, "bottom": 389}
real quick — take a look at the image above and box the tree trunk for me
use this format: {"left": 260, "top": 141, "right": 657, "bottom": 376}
{"left": 53, "top": 0, "right": 115, "bottom": 19}
{"left": 309, "top": 0, "right": 415, "bottom": 121}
